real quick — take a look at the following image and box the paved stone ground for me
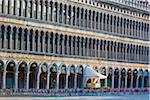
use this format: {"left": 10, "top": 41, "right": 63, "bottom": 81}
{"left": 0, "top": 94, "right": 149, "bottom": 100}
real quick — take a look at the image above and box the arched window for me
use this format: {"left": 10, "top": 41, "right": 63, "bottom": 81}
{"left": 50, "top": 64, "right": 57, "bottom": 89}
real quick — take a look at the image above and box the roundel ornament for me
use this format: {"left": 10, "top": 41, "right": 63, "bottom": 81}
{"left": 42, "top": 64, "right": 47, "bottom": 72}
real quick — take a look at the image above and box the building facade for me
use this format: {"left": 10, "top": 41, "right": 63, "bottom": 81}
{"left": 0, "top": 0, "right": 149, "bottom": 90}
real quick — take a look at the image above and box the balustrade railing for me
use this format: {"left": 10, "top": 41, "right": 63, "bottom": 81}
{"left": 0, "top": 88, "right": 149, "bottom": 96}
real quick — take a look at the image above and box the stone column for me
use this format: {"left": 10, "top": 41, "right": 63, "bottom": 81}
{"left": 94, "top": 40, "right": 97, "bottom": 57}
{"left": 36, "top": 0, "right": 40, "bottom": 19}
{"left": 38, "top": 32, "right": 41, "bottom": 52}
{"left": 136, "top": 22, "right": 138, "bottom": 37}
{"left": 8, "top": 0, "right": 12, "bottom": 14}
{"left": 75, "top": 37, "right": 78, "bottom": 55}
{"left": 105, "top": 14, "right": 108, "bottom": 31}
{"left": 101, "top": 41, "right": 104, "bottom": 58}
{"left": 51, "top": 2, "right": 54, "bottom": 22}
{"left": 14, "top": 0, "right": 18, "bottom": 15}
{"left": 101, "top": 13, "right": 104, "bottom": 30}
{"left": 46, "top": 1, "right": 49, "bottom": 21}
{"left": 57, "top": 34, "right": 60, "bottom": 54}
{"left": 75, "top": 7, "right": 77, "bottom": 26}
{"left": 78, "top": 8, "right": 81, "bottom": 26}
{"left": 112, "top": 44, "right": 115, "bottom": 59}
{"left": 116, "top": 43, "right": 118, "bottom": 60}
{"left": 79, "top": 38, "right": 82, "bottom": 56}
{"left": 42, "top": 32, "right": 45, "bottom": 52}
{"left": 82, "top": 8, "right": 85, "bottom": 27}
{"left": 97, "top": 12, "right": 100, "bottom": 30}
{"left": 146, "top": 24, "right": 149, "bottom": 40}
{"left": 31, "top": 30, "right": 35, "bottom": 51}
{"left": 47, "top": 33, "right": 50, "bottom": 53}
{"left": 66, "top": 36, "right": 70, "bottom": 55}
{"left": 94, "top": 12, "right": 97, "bottom": 30}
{"left": 139, "top": 23, "right": 142, "bottom": 38}
{"left": 36, "top": 71, "right": 41, "bottom": 89}
{"left": 82, "top": 38, "right": 85, "bottom": 56}
{"left": 41, "top": 0, "right": 44, "bottom": 20}
{"left": 56, "top": 72, "right": 60, "bottom": 90}
{"left": 111, "top": 68, "right": 114, "bottom": 88}
{"left": 105, "top": 41, "right": 108, "bottom": 59}
{"left": 118, "top": 17, "right": 121, "bottom": 34}
{"left": 90, "top": 11, "right": 93, "bottom": 29}
{"left": 121, "top": 18, "right": 124, "bottom": 34}
{"left": 105, "top": 67, "right": 108, "bottom": 87}
{"left": 25, "top": 0, "right": 29, "bottom": 17}
{"left": 65, "top": 72, "right": 69, "bottom": 89}
{"left": 115, "top": 17, "right": 118, "bottom": 33}
{"left": 90, "top": 39, "right": 93, "bottom": 57}
{"left": 15, "top": 70, "right": 18, "bottom": 90}
{"left": 27, "top": 30, "right": 30, "bottom": 51}
{"left": 70, "top": 6, "right": 73, "bottom": 26}
{"left": 125, "top": 44, "right": 128, "bottom": 61}
{"left": 15, "top": 28, "right": 19, "bottom": 50}
{"left": 125, "top": 19, "right": 128, "bottom": 35}
{"left": 62, "top": 35, "right": 65, "bottom": 55}
{"left": 130, "top": 71, "right": 133, "bottom": 88}
{"left": 26, "top": 71, "right": 30, "bottom": 89}
{"left": 21, "top": 29, "right": 24, "bottom": 50}
{"left": 57, "top": 2, "right": 60, "bottom": 23}
{"left": 86, "top": 38, "right": 89, "bottom": 56}
{"left": 71, "top": 36, "right": 74, "bottom": 55}
{"left": 142, "top": 23, "right": 145, "bottom": 39}
{"left": 66, "top": 5, "right": 69, "bottom": 24}
{"left": 118, "top": 69, "right": 121, "bottom": 88}
{"left": 125, "top": 73, "right": 127, "bottom": 88}
{"left": 108, "top": 15, "right": 111, "bottom": 32}
{"left": 47, "top": 72, "right": 50, "bottom": 89}
{"left": 2, "top": 0, "right": 6, "bottom": 14}
{"left": 61, "top": 5, "right": 64, "bottom": 24}
{"left": 136, "top": 46, "right": 139, "bottom": 62}
{"left": 74, "top": 73, "right": 77, "bottom": 89}
{"left": 2, "top": 26, "right": 6, "bottom": 49}
{"left": 136, "top": 75, "right": 139, "bottom": 88}
{"left": 112, "top": 15, "right": 114, "bottom": 33}
{"left": 98, "top": 40, "right": 100, "bottom": 57}
{"left": 9, "top": 28, "right": 13, "bottom": 50}
{"left": 86, "top": 10, "right": 89, "bottom": 28}
{"left": 52, "top": 33, "right": 56, "bottom": 54}
{"left": 141, "top": 76, "right": 144, "bottom": 88}
{"left": 31, "top": 0, "right": 35, "bottom": 18}
{"left": 2, "top": 70, "right": 6, "bottom": 89}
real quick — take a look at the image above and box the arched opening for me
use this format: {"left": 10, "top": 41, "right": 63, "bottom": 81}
{"left": 77, "top": 65, "right": 83, "bottom": 88}
{"left": 68, "top": 65, "right": 75, "bottom": 89}
{"left": 114, "top": 68, "right": 119, "bottom": 88}
{"left": 6, "top": 61, "right": 16, "bottom": 89}
{"left": 49, "top": 64, "right": 57, "bottom": 89}
{"left": 120, "top": 68, "right": 126, "bottom": 88}
{"left": 101, "top": 67, "right": 106, "bottom": 87}
{"left": 107, "top": 68, "right": 112, "bottom": 88}
{"left": 0, "top": 60, "right": 4, "bottom": 89}
{"left": 144, "top": 70, "right": 149, "bottom": 87}
{"left": 138, "top": 69, "right": 143, "bottom": 88}
{"left": 133, "top": 69, "right": 138, "bottom": 88}
{"left": 127, "top": 69, "right": 132, "bottom": 88}
{"left": 29, "top": 62, "right": 38, "bottom": 89}
{"left": 39, "top": 63, "right": 48, "bottom": 89}
{"left": 59, "top": 65, "right": 66, "bottom": 89}
{"left": 18, "top": 62, "right": 27, "bottom": 89}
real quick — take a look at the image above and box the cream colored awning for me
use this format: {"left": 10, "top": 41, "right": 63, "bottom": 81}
{"left": 84, "top": 66, "right": 107, "bottom": 79}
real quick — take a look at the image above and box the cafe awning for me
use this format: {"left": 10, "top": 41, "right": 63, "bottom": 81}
{"left": 84, "top": 66, "right": 107, "bottom": 79}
